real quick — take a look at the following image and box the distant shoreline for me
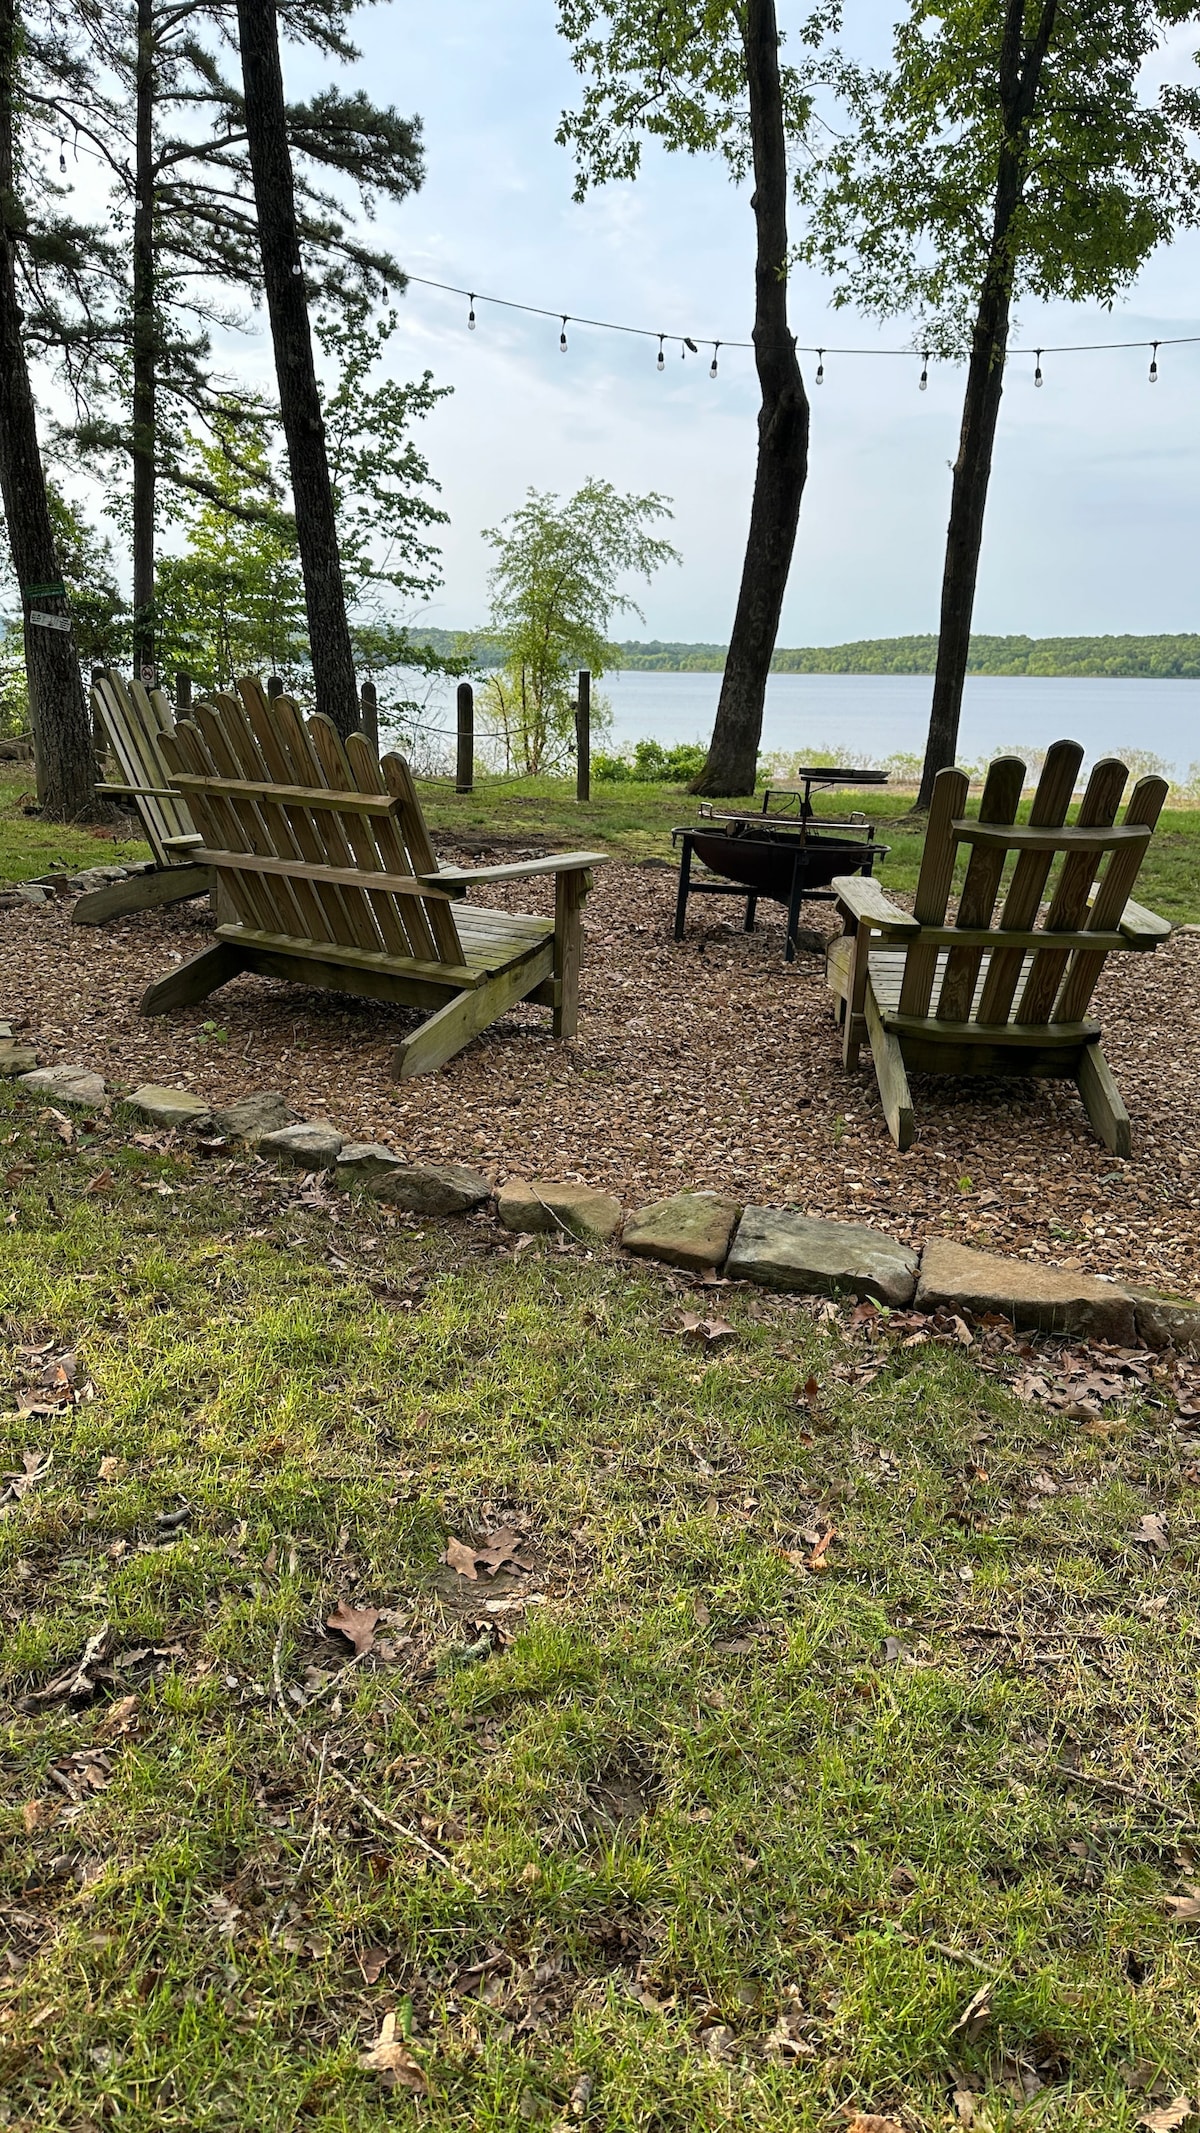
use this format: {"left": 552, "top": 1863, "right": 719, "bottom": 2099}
{"left": 411, "top": 629, "right": 1200, "bottom": 681}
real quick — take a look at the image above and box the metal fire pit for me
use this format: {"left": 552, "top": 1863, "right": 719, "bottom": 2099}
{"left": 671, "top": 766, "right": 889, "bottom": 961}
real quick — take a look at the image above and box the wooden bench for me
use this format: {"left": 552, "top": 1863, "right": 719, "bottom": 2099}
{"left": 76, "top": 671, "right": 214, "bottom": 923}
{"left": 138, "top": 679, "right": 607, "bottom": 1077}
{"left": 825, "top": 740, "right": 1171, "bottom": 1153}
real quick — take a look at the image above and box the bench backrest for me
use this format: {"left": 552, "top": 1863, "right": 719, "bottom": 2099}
{"left": 157, "top": 678, "right": 465, "bottom": 969}
{"left": 92, "top": 670, "right": 197, "bottom": 864}
{"left": 904, "top": 741, "right": 1167, "bottom": 1029}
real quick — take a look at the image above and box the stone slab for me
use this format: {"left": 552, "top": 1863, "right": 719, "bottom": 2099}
{"left": 335, "top": 1142, "right": 406, "bottom": 1183}
{"left": 212, "top": 1091, "right": 289, "bottom": 1143}
{"left": 0, "top": 1041, "right": 38, "bottom": 1078}
{"left": 497, "top": 1178, "right": 623, "bottom": 1244}
{"left": 257, "top": 1121, "right": 344, "bottom": 1169}
{"left": 127, "top": 1084, "right": 213, "bottom": 1128}
{"left": 622, "top": 1190, "right": 741, "bottom": 1272}
{"left": 1128, "top": 1287, "right": 1200, "bottom": 1355}
{"left": 727, "top": 1208, "right": 918, "bottom": 1306}
{"left": 18, "top": 1064, "right": 107, "bottom": 1107}
{"left": 916, "top": 1237, "right": 1136, "bottom": 1345}
{"left": 370, "top": 1161, "right": 493, "bottom": 1216}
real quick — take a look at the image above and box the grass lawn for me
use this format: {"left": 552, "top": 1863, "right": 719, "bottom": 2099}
{"left": 5, "top": 765, "right": 1198, "bottom": 921}
{"left": 2, "top": 1087, "right": 1199, "bottom": 2130}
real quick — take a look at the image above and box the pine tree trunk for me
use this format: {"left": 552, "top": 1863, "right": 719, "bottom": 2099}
{"left": 236, "top": 0, "right": 359, "bottom": 738}
{"left": 914, "top": 0, "right": 1058, "bottom": 812}
{"left": 689, "top": 0, "right": 808, "bottom": 798}
{"left": 131, "top": 0, "right": 156, "bottom": 680}
{"left": 0, "top": 0, "right": 95, "bottom": 819}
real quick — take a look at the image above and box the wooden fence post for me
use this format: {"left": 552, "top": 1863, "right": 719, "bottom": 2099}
{"left": 175, "top": 670, "right": 192, "bottom": 713}
{"left": 456, "top": 681, "right": 474, "bottom": 793}
{"left": 360, "top": 679, "right": 379, "bottom": 755}
{"left": 575, "top": 668, "right": 590, "bottom": 803}
{"left": 267, "top": 673, "right": 283, "bottom": 701}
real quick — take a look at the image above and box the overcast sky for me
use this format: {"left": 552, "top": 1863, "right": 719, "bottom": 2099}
{"left": 202, "top": 3, "right": 1200, "bottom": 643}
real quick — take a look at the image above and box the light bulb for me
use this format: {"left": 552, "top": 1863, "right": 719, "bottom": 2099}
{"left": 468, "top": 294, "right": 476, "bottom": 329}
{"left": 710, "top": 343, "right": 719, "bottom": 378}
{"left": 560, "top": 317, "right": 568, "bottom": 352}
{"left": 815, "top": 349, "right": 824, "bottom": 385}
{"left": 657, "top": 337, "right": 665, "bottom": 371}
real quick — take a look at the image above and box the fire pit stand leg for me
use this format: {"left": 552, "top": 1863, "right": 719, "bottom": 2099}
{"left": 673, "top": 834, "right": 694, "bottom": 942}
{"left": 784, "top": 854, "right": 806, "bottom": 963}
{"left": 743, "top": 893, "right": 758, "bottom": 934}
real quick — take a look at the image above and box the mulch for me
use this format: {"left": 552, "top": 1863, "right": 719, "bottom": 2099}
{"left": 2, "top": 852, "right": 1198, "bottom": 1298}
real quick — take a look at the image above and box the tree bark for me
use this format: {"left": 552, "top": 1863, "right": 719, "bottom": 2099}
{"left": 236, "top": 0, "right": 359, "bottom": 738}
{"left": 689, "top": 0, "right": 808, "bottom": 797}
{"left": 915, "top": 0, "right": 1058, "bottom": 812}
{"left": 131, "top": 0, "right": 156, "bottom": 680}
{"left": 0, "top": 0, "right": 95, "bottom": 818}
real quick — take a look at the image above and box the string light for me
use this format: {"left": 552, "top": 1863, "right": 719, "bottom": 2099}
{"left": 656, "top": 334, "right": 665, "bottom": 371}
{"left": 559, "top": 316, "right": 568, "bottom": 352}
{"left": 59, "top": 137, "right": 67, "bottom": 173}
{"left": 403, "top": 271, "right": 1200, "bottom": 380}
{"left": 1149, "top": 340, "right": 1158, "bottom": 383}
{"left": 919, "top": 348, "right": 929, "bottom": 391}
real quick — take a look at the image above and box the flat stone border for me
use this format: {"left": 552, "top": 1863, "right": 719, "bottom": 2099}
{"left": 4, "top": 1058, "right": 1199, "bottom": 1353}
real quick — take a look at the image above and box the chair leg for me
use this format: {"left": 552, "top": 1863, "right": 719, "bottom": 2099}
{"left": 1076, "top": 1040, "right": 1131, "bottom": 1157}
{"left": 552, "top": 869, "right": 589, "bottom": 1039}
{"left": 864, "top": 983, "right": 914, "bottom": 1149}
{"left": 673, "top": 839, "right": 693, "bottom": 942}
{"left": 72, "top": 863, "right": 214, "bottom": 925}
{"left": 743, "top": 893, "right": 758, "bottom": 934}
{"left": 139, "top": 940, "right": 247, "bottom": 1016}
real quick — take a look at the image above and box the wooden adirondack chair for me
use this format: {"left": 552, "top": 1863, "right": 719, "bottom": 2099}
{"left": 138, "top": 680, "right": 607, "bottom": 1077}
{"left": 76, "top": 671, "right": 214, "bottom": 923}
{"left": 825, "top": 741, "right": 1171, "bottom": 1154}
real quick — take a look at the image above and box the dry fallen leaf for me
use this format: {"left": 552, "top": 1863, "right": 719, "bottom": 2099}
{"left": 807, "top": 1526, "right": 836, "bottom": 1573}
{"left": 1163, "top": 1890, "right": 1200, "bottom": 1923}
{"left": 446, "top": 1528, "right": 534, "bottom": 1580}
{"left": 843, "top": 2114, "right": 906, "bottom": 2133}
{"left": 1133, "top": 1514, "right": 1170, "bottom": 1552}
{"left": 950, "top": 1980, "right": 994, "bottom": 2039}
{"left": 359, "top": 2011, "right": 429, "bottom": 2094}
{"left": 97, "top": 1456, "right": 123, "bottom": 1483}
{"left": 1137, "top": 2100, "right": 1195, "bottom": 2133}
{"left": 358, "top": 1946, "right": 392, "bottom": 1985}
{"left": 325, "top": 1601, "right": 380, "bottom": 1657}
{"left": 445, "top": 1536, "right": 480, "bottom": 1581}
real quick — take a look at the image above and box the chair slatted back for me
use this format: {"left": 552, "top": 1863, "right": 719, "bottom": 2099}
{"left": 903, "top": 749, "right": 1167, "bottom": 1030}
{"left": 156, "top": 685, "right": 465, "bottom": 968}
{"left": 92, "top": 670, "right": 197, "bottom": 864}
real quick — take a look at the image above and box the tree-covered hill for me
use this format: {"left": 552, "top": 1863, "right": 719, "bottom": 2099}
{"left": 408, "top": 629, "right": 1200, "bottom": 678}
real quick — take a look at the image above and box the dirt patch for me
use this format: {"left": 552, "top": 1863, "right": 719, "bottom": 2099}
{"left": 1, "top": 858, "right": 1197, "bottom": 1295}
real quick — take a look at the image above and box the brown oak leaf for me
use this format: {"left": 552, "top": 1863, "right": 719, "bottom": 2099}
{"left": 325, "top": 1601, "right": 380, "bottom": 1657}
{"left": 359, "top": 2011, "right": 429, "bottom": 2093}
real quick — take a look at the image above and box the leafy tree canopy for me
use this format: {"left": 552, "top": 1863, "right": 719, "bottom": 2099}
{"left": 796, "top": 0, "right": 1200, "bottom": 351}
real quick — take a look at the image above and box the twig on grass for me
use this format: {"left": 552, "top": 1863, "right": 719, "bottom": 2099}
{"left": 1050, "top": 1760, "right": 1196, "bottom": 1822}
{"left": 270, "top": 1628, "right": 481, "bottom": 1891}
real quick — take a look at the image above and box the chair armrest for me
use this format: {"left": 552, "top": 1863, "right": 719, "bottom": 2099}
{"left": 1117, "top": 897, "right": 1172, "bottom": 946}
{"left": 429, "top": 851, "right": 608, "bottom": 886}
{"left": 831, "top": 874, "right": 920, "bottom": 936}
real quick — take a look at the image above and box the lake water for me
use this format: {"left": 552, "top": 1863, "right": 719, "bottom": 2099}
{"left": 601, "top": 670, "right": 1200, "bottom": 781}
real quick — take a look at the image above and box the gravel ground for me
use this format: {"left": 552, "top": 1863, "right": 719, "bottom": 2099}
{"left": 3, "top": 855, "right": 1198, "bottom": 1297}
